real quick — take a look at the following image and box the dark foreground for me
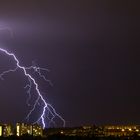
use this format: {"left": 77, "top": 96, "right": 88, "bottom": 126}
{"left": 0, "top": 135, "right": 140, "bottom": 140}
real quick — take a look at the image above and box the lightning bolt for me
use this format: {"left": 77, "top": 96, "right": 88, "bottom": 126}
{"left": 0, "top": 48, "right": 65, "bottom": 128}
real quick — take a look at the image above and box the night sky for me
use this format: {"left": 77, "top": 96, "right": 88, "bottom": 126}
{"left": 0, "top": 0, "right": 140, "bottom": 127}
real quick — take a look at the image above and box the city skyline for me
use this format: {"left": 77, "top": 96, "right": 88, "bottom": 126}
{"left": 0, "top": 122, "right": 140, "bottom": 138}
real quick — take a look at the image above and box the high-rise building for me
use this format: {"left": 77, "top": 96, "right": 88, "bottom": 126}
{"left": 16, "top": 123, "right": 43, "bottom": 136}
{"left": 2, "top": 124, "right": 12, "bottom": 137}
{"left": 16, "top": 123, "right": 32, "bottom": 136}
{"left": 0, "top": 124, "right": 12, "bottom": 137}
{"left": 0, "top": 125, "right": 2, "bottom": 136}
{"left": 32, "top": 124, "right": 43, "bottom": 136}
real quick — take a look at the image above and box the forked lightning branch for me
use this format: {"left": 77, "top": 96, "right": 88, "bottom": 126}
{"left": 0, "top": 47, "right": 65, "bottom": 128}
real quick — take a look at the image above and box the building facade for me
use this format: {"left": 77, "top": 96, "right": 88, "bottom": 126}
{"left": 0, "top": 124, "right": 12, "bottom": 137}
{"left": 16, "top": 123, "right": 43, "bottom": 136}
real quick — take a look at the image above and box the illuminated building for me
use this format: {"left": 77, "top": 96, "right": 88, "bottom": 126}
{"left": 0, "top": 124, "right": 12, "bottom": 137}
{"left": 0, "top": 125, "right": 2, "bottom": 136}
{"left": 101, "top": 125, "right": 140, "bottom": 137}
{"left": 16, "top": 123, "right": 43, "bottom": 136}
{"left": 32, "top": 124, "right": 43, "bottom": 136}
{"left": 16, "top": 123, "right": 32, "bottom": 136}
{"left": 3, "top": 124, "right": 12, "bottom": 137}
